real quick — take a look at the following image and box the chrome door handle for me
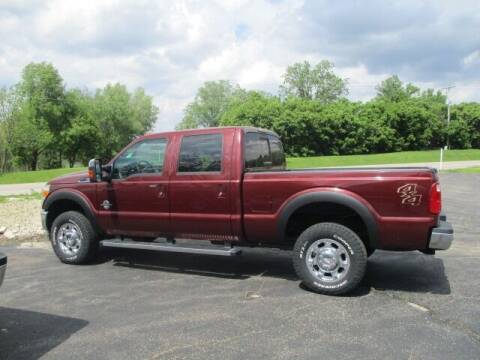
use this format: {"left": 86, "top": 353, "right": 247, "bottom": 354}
{"left": 158, "top": 185, "right": 166, "bottom": 198}
{"left": 217, "top": 185, "right": 226, "bottom": 199}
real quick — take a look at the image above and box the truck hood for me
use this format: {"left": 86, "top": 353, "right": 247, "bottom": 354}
{"left": 48, "top": 171, "right": 89, "bottom": 185}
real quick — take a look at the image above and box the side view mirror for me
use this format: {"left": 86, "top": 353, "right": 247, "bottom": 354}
{"left": 88, "top": 159, "right": 113, "bottom": 182}
{"left": 88, "top": 159, "right": 102, "bottom": 182}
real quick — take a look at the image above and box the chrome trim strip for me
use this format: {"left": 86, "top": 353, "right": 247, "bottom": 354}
{"left": 101, "top": 239, "right": 241, "bottom": 256}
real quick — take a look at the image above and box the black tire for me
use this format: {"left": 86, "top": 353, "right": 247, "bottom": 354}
{"left": 293, "top": 222, "right": 367, "bottom": 295}
{"left": 50, "top": 211, "right": 99, "bottom": 264}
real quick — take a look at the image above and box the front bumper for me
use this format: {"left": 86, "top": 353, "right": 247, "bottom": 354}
{"left": 429, "top": 215, "right": 454, "bottom": 250}
{"left": 41, "top": 209, "right": 48, "bottom": 231}
{"left": 0, "top": 253, "right": 7, "bottom": 288}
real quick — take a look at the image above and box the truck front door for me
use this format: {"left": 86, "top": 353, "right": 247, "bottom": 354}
{"left": 96, "top": 137, "right": 170, "bottom": 237}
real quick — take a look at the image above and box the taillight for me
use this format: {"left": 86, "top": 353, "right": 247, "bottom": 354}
{"left": 429, "top": 182, "right": 441, "bottom": 214}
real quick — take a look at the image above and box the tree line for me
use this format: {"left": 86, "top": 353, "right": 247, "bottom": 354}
{"left": 0, "top": 62, "right": 158, "bottom": 171}
{"left": 2, "top": 61, "right": 478, "bottom": 172}
{"left": 178, "top": 61, "right": 480, "bottom": 156}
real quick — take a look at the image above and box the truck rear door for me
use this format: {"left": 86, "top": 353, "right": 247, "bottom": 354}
{"left": 168, "top": 129, "right": 234, "bottom": 240}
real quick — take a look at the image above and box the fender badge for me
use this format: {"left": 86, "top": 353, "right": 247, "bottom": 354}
{"left": 397, "top": 184, "right": 422, "bottom": 206}
{"left": 101, "top": 200, "right": 112, "bottom": 210}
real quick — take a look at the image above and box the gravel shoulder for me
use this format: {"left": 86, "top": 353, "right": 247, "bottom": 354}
{"left": 0, "top": 198, "right": 45, "bottom": 244}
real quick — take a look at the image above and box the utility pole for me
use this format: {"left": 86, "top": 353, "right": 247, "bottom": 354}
{"left": 442, "top": 86, "right": 455, "bottom": 150}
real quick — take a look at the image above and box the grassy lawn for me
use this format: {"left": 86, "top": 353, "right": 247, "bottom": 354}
{"left": 0, "top": 167, "right": 86, "bottom": 185}
{"left": 0, "top": 149, "right": 479, "bottom": 185}
{"left": 287, "top": 149, "right": 480, "bottom": 168}
{"left": 447, "top": 167, "right": 480, "bottom": 174}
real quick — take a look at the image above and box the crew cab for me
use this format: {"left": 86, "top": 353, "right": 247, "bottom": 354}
{"left": 41, "top": 126, "right": 453, "bottom": 295}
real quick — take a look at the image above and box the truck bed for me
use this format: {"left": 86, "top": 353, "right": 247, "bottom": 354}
{"left": 242, "top": 166, "right": 437, "bottom": 249}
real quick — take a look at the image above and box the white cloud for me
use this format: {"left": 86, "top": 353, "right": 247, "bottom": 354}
{"left": 337, "top": 64, "right": 389, "bottom": 101}
{"left": 463, "top": 50, "right": 480, "bottom": 67}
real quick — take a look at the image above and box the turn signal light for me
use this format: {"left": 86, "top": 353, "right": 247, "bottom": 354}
{"left": 41, "top": 185, "right": 50, "bottom": 199}
{"left": 429, "top": 183, "right": 441, "bottom": 215}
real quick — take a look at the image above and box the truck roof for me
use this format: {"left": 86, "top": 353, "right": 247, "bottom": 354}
{"left": 140, "top": 126, "right": 279, "bottom": 140}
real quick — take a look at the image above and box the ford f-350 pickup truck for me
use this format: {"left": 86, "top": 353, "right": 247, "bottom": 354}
{"left": 41, "top": 126, "right": 453, "bottom": 295}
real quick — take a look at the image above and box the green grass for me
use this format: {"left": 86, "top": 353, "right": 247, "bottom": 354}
{"left": 0, "top": 167, "right": 86, "bottom": 185}
{"left": 287, "top": 149, "right": 480, "bottom": 168}
{"left": 446, "top": 166, "right": 480, "bottom": 174}
{"left": 0, "top": 148, "right": 479, "bottom": 185}
{"left": 0, "top": 192, "right": 43, "bottom": 203}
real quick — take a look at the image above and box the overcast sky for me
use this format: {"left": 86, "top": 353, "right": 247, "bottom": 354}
{"left": 1, "top": 0, "right": 479, "bottom": 131}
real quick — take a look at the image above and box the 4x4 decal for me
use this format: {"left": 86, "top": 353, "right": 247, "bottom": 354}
{"left": 397, "top": 183, "right": 422, "bottom": 206}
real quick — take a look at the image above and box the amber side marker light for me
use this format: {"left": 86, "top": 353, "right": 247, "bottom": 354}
{"left": 41, "top": 185, "right": 50, "bottom": 199}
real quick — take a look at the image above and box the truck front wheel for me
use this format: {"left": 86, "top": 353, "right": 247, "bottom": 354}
{"left": 50, "top": 211, "right": 99, "bottom": 264}
{"left": 293, "top": 222, "right": 367, "bottom": 295}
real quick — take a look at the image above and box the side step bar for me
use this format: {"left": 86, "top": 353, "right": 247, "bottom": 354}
{"left": 100, "top": 239, "right": 242, "bottom": 256}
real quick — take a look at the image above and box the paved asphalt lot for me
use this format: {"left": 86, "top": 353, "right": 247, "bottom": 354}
{"left": 1, "top": 173, "right": 479, "bottom": 360}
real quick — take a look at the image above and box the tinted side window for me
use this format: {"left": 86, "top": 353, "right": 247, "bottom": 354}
{"left": 245, "top": 132, "right": 286, "bottom": 171}
{"left": 113, "top": 138, "right": 167, "bottom": 179}
{"left": 268, "top": 135, "right": 286, "bottom": 167}
{"left": 245, "top": 132, "right": 270, "bottom": 169}
{"left": 178, "top": 134, "right": 223, "bottom": 172}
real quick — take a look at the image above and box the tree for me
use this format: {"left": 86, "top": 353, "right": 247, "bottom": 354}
{"left": 177, "top": 80, "right": 246, "bottom": 129}
{"left": 93, "top": 83, "right": 158, "bottom": 161}
{"left": 450, "top": 103, "right": 480, "bottom": 148}
{"left": 130, "top": 88, "right": 158, "bottom": 133}
{"left": 19, "top": 63, "right": 66, "bottom": 133}
{"left": 0, "top": 86, "right": 21, "bottom": 172}
{"left": 62, "top": 115, "right": 98, "bottom": 167}
{"left": 279, "top": 60, "right": 348, "bottom": 104}
{"left": 16, "top": 62, "right": 67, "bottom": 169}
{"left": 61, "top": 89, "right": 98, "bottom": 167}
{"left": 2, "top": 63, "right": 159, "bottom": 171}
{"left": 220, "top": 91, "right": 281, "bottom": 129}
{"left": 419, "top": 89, "right": 447, "bottom": 104}
{"left": 375, "top": 75, "right": 419, "bottom": 102}
{"left": 377, "top": 99, "right": 444, "bottom": 150}
{"left": 11, "top": 105, "right": 52, "bottom": 170}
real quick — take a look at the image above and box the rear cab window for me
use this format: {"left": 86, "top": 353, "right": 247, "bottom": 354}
{"left": 244, "top": 132, "right": 286, "bottom": 172}
{"left": 177, "top": 133, "right": 223, "bottom": 173}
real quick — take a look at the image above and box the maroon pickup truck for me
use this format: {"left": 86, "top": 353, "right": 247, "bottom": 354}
{"left": 41, "top": 126, "right": 453, "bottom": 295}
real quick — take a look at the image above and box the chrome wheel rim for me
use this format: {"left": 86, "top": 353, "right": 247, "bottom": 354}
{"left": 57, "top": 222, "right": 82, "bottom": 256}
{"left": 306, "top": 238, "right": 350, "bottom": 282}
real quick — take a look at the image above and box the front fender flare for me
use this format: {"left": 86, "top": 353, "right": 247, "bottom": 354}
{"left": 43, "top": 189, "right": 100, "bottom": 232}
{"left": 276, "top": 190, "right": 379, "bottom": 248}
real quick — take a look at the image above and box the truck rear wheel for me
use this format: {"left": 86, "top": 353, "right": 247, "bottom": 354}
{"left": 293, "top": 222, "right": 367, "bottom": 295}
{"left": 50, "top": 211, "right": 98, "bottom": 264}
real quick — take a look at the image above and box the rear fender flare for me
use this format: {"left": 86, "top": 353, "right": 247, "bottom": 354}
{"left": 276, "top": 190, "right": 379, "bottom": 248}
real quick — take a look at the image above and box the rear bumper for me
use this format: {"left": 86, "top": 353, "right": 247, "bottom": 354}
{"left": 0, "top": 253, "right": 7, "bottom": 288}
{"left": 429, "top": 215, "right": 454, "bottom": 250}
